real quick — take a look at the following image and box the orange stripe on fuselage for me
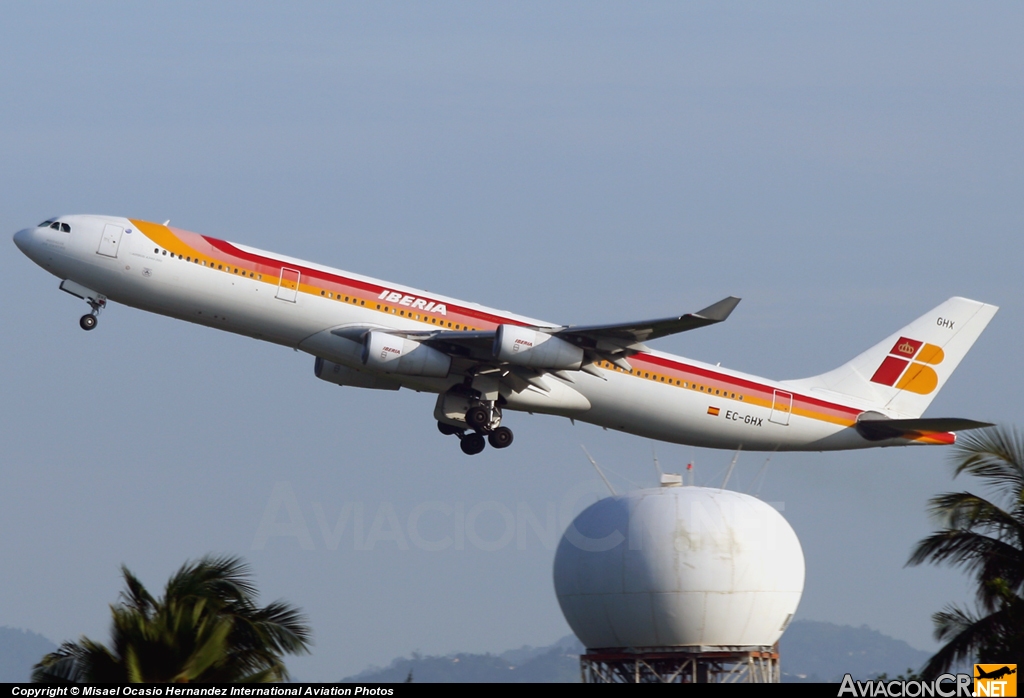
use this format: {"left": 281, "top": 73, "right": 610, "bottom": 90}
{"left": 130, "top": 218, "right": 529, "bottom": 331}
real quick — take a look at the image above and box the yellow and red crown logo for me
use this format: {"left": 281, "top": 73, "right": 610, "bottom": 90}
{"left": 869, "top": 336, "right": 945, "bottom": 395}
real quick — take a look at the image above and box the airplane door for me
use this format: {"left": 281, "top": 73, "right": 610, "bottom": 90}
{"left": 97, "top": 223, "right": 124, "bottom": 258}
{"left": 276, "top": 267, "right": 300, "bottom": 302}
{"left": 769, "top": 389, "right": 793, "bottom": 426}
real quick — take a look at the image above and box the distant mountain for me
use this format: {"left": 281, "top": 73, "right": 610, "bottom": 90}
{"left": 780, "top": 621, "right": 932, "bottom": 682}
{"left": 0, "top": 627, "right": 57, "bottom": 682}
{"left": 343, "top": 622, "right": 933, "bottom": 683}
{"left": 5, "top": 620, "right": 933, "bottom": 683}
{"left": 341, "top": 635, "right": 585, "bottom": 683}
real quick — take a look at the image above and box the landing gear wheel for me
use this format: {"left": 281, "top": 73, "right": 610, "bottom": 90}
{"left": 465, "top": 406, "right": 490, "bottom": 431}
{"left": 460, "top": 432, "right": 486, "bottom": 455}
{"left": 437, "top": 421, "right": 462, "bottom": 436}
{"left": 79, "top": 314, "right": 97, "bottom": 331}
{"left": 488, "top": 427, "right": 514, "bottom": 449}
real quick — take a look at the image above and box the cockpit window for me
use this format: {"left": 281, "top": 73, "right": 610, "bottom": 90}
{"left": 39, "top": 219, "right": 55, "bottom": 227}
{"left": 44, "top": 220, "right": 71, "bottom": 233}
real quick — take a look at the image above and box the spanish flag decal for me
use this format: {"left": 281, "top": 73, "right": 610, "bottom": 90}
{"left": 707, "top": 406, "right": 720, "bottom": 416}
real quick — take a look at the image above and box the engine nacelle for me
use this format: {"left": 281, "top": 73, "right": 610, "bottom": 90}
{"left": 314, "top": 357, "right": 400, "bottom": 390}
{"left": 362, "top": 331, "right": 451, "bottom": 378}
{"left": 493, "top": 325, "right": 584, "bottom": 370}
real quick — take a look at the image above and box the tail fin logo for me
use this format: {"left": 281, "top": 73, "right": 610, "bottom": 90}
{"left": 896, "top": 340, "right": 921, "bottom": 357}
{"left": 870, "top": 336, "right": 946, "bottom": 395}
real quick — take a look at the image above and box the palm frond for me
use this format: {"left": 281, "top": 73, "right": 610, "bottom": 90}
{"left": 119, "top": 567, "right": 157, "bottom": 618}
{"left": 913, "top": 425, "right": 1024, "bottom": 676}
{"left": 919, "top": 604, "right": 992, "bottom": 678}
{"left": 32, "top": 555, "right": 310, "bottom": 684}
{"left": 927, "top": 491, "right": 1024, "bottom": 534}
{"left": 952, "top": 428, "right": 1024, "bottom": 501}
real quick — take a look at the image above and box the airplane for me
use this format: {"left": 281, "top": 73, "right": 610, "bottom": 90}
{"left": 13, "top": 214, "right": 998, "bottom": 456}
{"left": 976, "top": 666, "right": 1016, "bottom": 681}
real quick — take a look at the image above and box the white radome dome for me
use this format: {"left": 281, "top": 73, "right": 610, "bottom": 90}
{"left": 553, "top": 485, "right": 804, "bottom": 650}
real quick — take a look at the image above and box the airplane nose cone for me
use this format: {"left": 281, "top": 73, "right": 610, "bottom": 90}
{"left": 13, "top": 227, "right": 32, "bottom": 253}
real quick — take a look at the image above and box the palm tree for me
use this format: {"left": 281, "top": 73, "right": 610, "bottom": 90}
{"left": 33, "top": 555, "right": 311, "bottom": 683}
{"left": 907, "top": 426, "right": 1024, "bottom": 677}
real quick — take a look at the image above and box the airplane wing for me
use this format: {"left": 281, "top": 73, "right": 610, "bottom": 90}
{"left": 552, "top": 296, "right": 741, "bottom": 349}
{"left": 331, "top": 295, "right": 740, "bottom": 378}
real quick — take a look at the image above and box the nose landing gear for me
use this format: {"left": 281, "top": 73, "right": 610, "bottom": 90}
{"left": 79, "top": 298, "right": 106, "bottom": 331}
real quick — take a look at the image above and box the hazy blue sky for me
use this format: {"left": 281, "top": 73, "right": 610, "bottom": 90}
{"left": 2, "top": 2, "right": 1022, "bottom": 680}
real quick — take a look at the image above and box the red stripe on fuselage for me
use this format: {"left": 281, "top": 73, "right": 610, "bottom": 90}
{"left": 638, "top": 353, "right": 862, "bottom": 420}
{"left": 202, "top": 236, "right": 530, "bottom": 330}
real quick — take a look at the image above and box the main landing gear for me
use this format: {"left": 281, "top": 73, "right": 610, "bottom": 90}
{"left": 436, "top": 401, "right": 515, "bottom": 456}
{"left": 79, "top": 298, "right": 106, "bottom": 331}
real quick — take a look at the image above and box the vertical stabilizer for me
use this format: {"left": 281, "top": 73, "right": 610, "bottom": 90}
{"left": 785, "top": 297, "right": 997, "bottom": 418}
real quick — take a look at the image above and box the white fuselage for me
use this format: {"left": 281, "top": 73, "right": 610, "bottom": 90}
{"left": 13, "top": 214, "right": 941, "bottom": 452}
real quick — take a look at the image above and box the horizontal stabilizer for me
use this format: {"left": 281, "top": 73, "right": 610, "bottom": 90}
{"left": 856, "top": 416, "right": 993, "bottom": 441}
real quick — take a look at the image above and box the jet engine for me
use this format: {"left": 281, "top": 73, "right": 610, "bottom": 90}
{"left": 362, "top": 331, "right": 451, "bottom": 377}
{"left": 493, "top": 325, "right": 584, "bottom": 370}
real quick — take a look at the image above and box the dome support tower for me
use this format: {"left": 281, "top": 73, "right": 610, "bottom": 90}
{"left": 580, "top": 645, "right": 780, "bottom": 683}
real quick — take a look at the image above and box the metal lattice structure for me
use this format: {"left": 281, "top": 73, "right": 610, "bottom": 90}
{"left": 580, "top": 645, "right": 780, "bottom": 683}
